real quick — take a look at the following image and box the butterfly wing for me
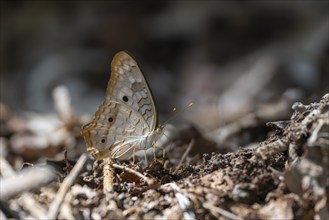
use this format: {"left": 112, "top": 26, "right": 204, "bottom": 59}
{"left": 82, "top": 100, "right": 150, "bottom": 159}
{"left": 82, "top": 51, "right": 158, "bottom": 159}
{"left": 106, "top": 51, "right": 158, "bottom": 131}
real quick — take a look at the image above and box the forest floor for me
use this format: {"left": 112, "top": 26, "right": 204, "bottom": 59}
{"left": 0, "top": 93, "right": 328, "bottom": 219}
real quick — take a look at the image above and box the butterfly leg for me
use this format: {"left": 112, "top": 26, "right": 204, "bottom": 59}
{"left": 152, "top": 141, "right": 166, "bottom": 160}
{"left": 143, "top": 150, "right": 148, "bottom": 163}
{"left": 156, "top": 146, "right": 166, "bottom": 158}
{"left": 152, "top": 140, "right": 157, "bottom": 161}
{"left": 132, "top": 146, "right": 136, "bottom": 164}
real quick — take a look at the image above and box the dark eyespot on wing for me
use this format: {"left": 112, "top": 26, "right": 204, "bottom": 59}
{"left": 123, "top": 96, "right": 129, "bottom": 102}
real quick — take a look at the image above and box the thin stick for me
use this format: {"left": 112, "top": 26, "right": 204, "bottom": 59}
{"left": 0, "top": 166, "right": 56, "bottom": 200}
{"left": 175, "top": 139, "right": 195, "bottom": 174}
{"left": 61, "top": 202, "right": 75, "bottom": 220}
{"left": 256, "top": 138, "right": 288, "bottom": 160}
{"left": 103, "top": 157, "right": 114, "bottom": 193}
{"left": 153, "top": 139, "right": 157, "bottom": 161}
{"left": 112, "top": 164, "right": 154, "bottom": 186}
{"left": 19, "top": 193, "right": 47, "bottom": 219}
{"left": 143, "top": 150, "right": 148, "bottom": 163}
{"left": 53, "top": 85, "right": 75, "bottom": 123}
{"left": 203, "top": 202, "right": 242, "bottom": 220}
{"left": 166, "top": 182, "right": 196, "bottom": 220}
{"left": 47, "top": 153, "right": 87, "bottom": 219}
{"left": 0, "top": 210, "right": 5, "bottom": 220}
{"left": 0, "top": 157, "right": 16, "bottom": 177}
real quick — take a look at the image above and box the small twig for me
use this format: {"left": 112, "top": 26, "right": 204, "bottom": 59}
{"left": 175, "top": 139, "right": 195, "bottom": 174}
{"left": 53, "top": 85, "right": 75, "bottom": 123}
{"left": 203, "top": 202, "right": 242, "bottom": 220}
{"left": 0, "top": 157, "right": 16, "bottom": 178}
{"left": 60, "top": 202, "right": 75, "bottom": 220}
{"left": 0, "top": 210, "right": 5, "bottom": 220}
{"left": 308, "top": 119, "right": 325, "bottom": 146}
{"left": 103, "top": 158, "right": 114, "bottom": 193}
{"left": 19, "top": 193, "right": 47, "bottom": 219}
{"left": 47, "top": 153, "right": 87, "bottom": 219}
{"left": 166, "top": 182, "right": 196, "bottom": 220}
{"left": 256, "top": 138, "right": 288, "bottom": 160}
{"left": 288, "top": 143, "right": 299, "bottom": 162}
{"left": 112, "top": 164, "right": 154, "bottom": 186}
{"left": 0, "top": 166, "right": 56, "bottom": 200}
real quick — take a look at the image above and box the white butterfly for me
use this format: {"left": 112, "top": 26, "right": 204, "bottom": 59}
{"left": 81, "top": 51, "right": 162, "bottom": 160}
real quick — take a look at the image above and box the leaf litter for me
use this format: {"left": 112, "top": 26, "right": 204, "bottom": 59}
{"left": 0, "top": 89, "right": 328, "bottom": 219}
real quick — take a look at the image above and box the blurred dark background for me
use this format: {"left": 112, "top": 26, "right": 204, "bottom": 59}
{"left": 1, "top": 1, "right": 328, "bottom": 130}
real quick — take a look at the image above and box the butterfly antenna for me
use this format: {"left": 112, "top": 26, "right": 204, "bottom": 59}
{"left": 162, "top": 132, "right": 169, "bottom": 139}
{"left": 160, "top": 102, "right": 194, "bottom": 129}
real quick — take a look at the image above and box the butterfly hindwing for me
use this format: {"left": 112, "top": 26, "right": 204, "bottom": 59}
{"left": 82, "top": 100, "right": 149, "bottom": 159}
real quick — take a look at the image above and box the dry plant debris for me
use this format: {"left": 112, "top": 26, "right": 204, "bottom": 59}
{"left": 0, "top": 92, "right": 328, "bottom": 219}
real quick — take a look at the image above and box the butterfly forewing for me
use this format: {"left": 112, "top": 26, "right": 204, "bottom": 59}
{"left": 106, "top": 52, "right": 158, "bottom": 131}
